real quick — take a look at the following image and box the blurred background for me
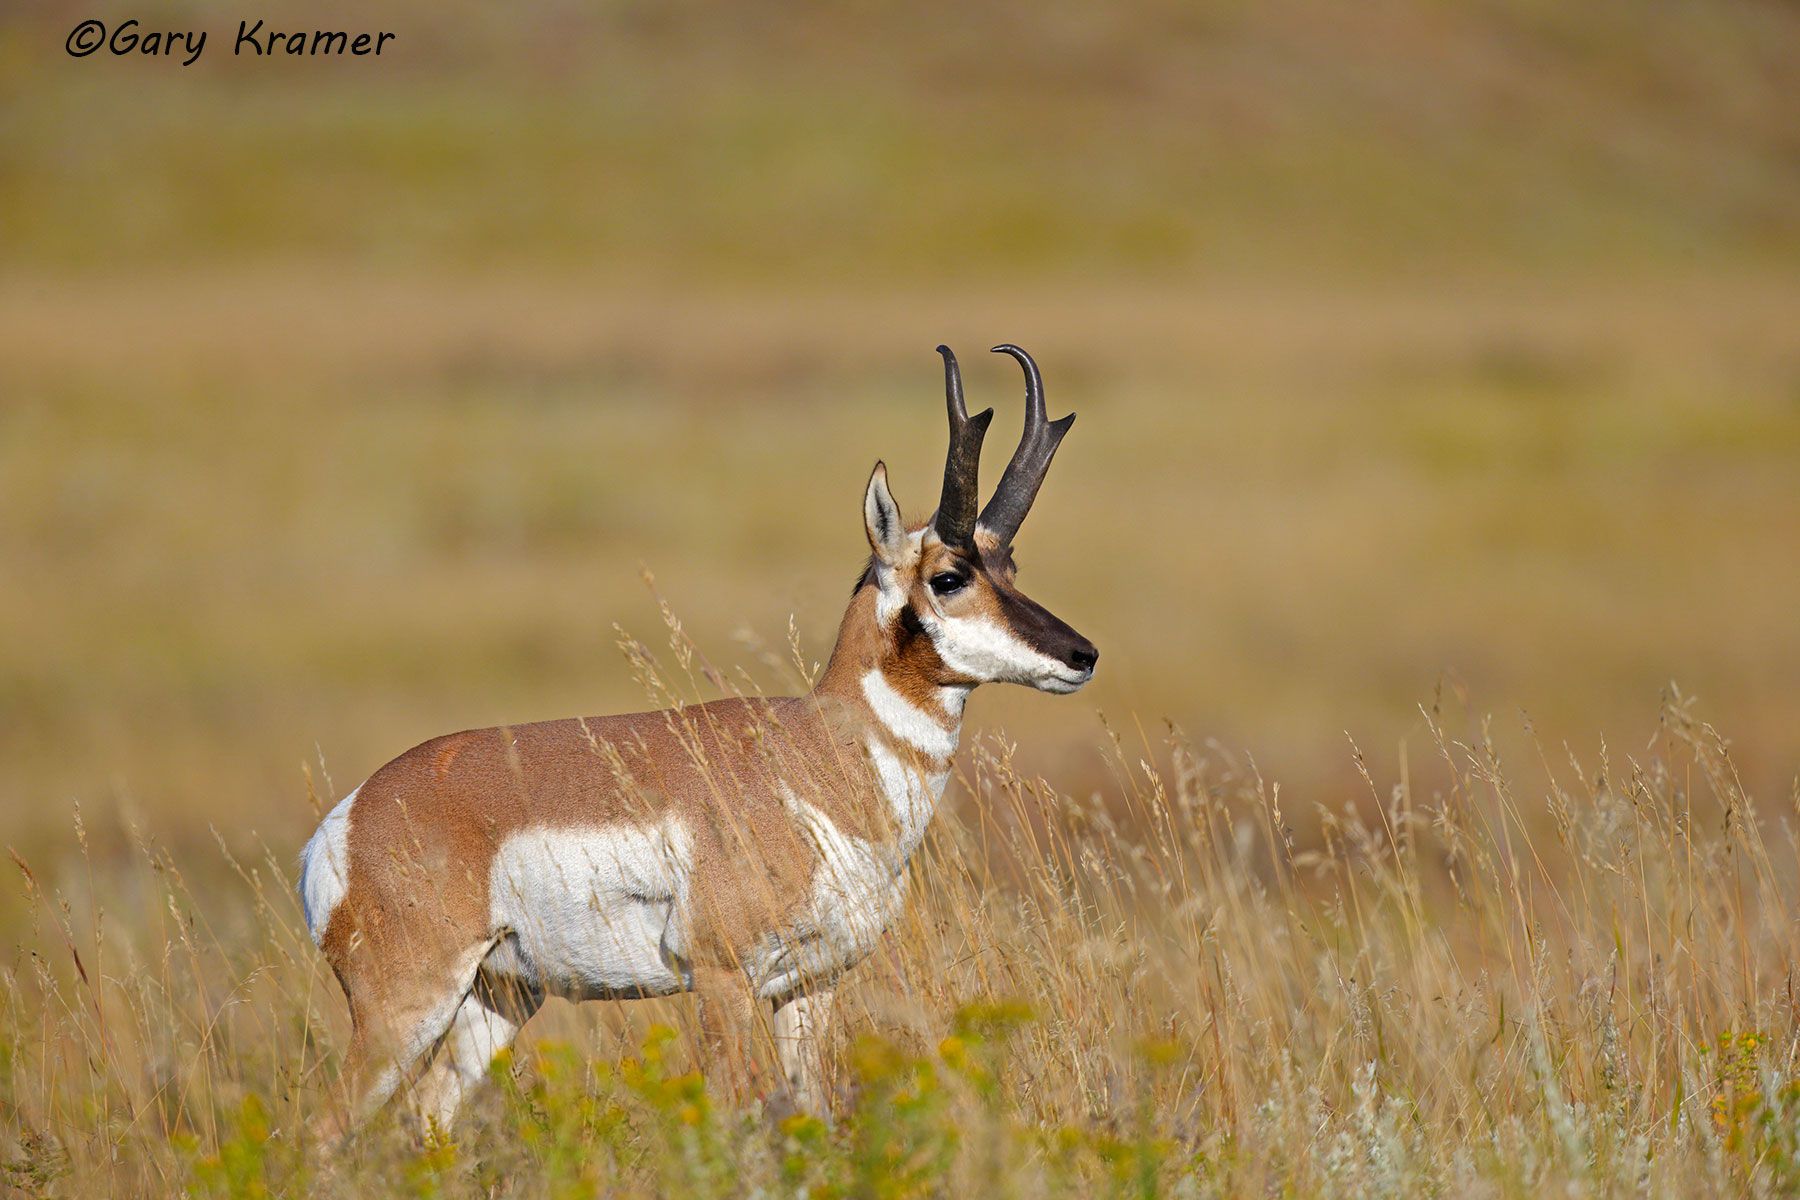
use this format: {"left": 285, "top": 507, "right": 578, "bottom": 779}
{"left": 3, "top": 0, "right": 1797, "bottom": 867}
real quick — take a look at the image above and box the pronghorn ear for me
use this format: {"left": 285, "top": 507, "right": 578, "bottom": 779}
{"left": 863, "top": 461, "right": 907, "bottom": 566}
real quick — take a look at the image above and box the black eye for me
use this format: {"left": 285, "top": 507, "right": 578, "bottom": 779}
{"left": 929, "top": 572, "right": 968, "bottom": 596}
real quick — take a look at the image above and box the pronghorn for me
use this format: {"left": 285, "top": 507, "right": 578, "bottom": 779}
{"left": 298, "top": 345, "right": 1097, "bottom": 1139}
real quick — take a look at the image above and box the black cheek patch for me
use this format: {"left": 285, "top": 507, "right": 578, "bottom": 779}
{"left": 897, "top": 603, "right": 927, "bottom": 645}
{"left": 895, "top": 602, "right": 952, "bottom": 679}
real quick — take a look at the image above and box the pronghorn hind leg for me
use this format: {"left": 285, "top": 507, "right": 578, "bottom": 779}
{"left": 772, "top": 990, "right": 836, "bottom": 1118}
{"left": 410, "top": 968, "right": 542, "bottom": 1137}
{"left": 311, "top": 999, "right": 456, "bottom": 1151}
{"left": 311, "top": 939, "right": 496, "bottom": 1149}
{"left": 310, "top": 1023, "right": 394, "bottom": 1151}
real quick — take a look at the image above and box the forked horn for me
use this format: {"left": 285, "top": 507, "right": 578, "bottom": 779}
{"left": 932, "top": 345, "right": 994, "bottom": 549}
{"left": 978, "top": 344, "right": 1075, "bottom": 545}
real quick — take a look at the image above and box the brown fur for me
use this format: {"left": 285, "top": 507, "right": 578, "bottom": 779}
{"left": 312, "top": 499, "right": 1087, "bottom": 1139}
{"left": 314, "top": 559, "right": 951, "bottom": 1136}
{"left": 308, "top": 344, "right": 1100, "bottom": 1141}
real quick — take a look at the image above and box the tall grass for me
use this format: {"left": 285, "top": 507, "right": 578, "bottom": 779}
{"left": 3, "top": 615, "right": 1796, "bottom": 1196}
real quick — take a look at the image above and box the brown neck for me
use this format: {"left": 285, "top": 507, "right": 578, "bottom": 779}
{"left": 815, "top": 584, "right": 891, "bottom": 700}
{"left": 814, "top": 582, "right": 967, "bottom": 717}
{"left": 815, "top": 578, "right": 966, "bottom": 857}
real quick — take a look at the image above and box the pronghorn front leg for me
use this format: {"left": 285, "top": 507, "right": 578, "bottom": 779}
{"left": 772, "top": 990, "right": 835, "bottom": 1117}
{"left": 692, "top": 967, "right": 767, "bottom": 1108}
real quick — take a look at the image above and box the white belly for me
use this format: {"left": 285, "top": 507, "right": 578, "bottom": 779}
{"left": 488, "top": 822, "right": 693, "bottom": 999}
{"left": 485, "top": 797, "right": 920, "bottom": 1003}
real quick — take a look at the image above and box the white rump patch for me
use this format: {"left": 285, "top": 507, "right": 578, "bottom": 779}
{"left": 487, "top": 819, "right": 694, "bottom": 1000}
{"left": 860, "top": 669, "right": 958, "bottom": 760}
{"left": 299, "top": 785, "right": 358, "bottom": 944}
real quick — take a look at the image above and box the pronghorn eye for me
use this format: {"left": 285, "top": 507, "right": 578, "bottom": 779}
{"left": 929, "top": 571, "right": 968, "bottom": 596}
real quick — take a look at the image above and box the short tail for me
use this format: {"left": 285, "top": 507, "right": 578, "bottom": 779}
{"left": 298, "top": 786, "right": 358, "bottom": 945}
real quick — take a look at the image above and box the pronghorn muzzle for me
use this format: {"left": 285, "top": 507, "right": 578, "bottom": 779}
{"left": 998, "top": 585, "right": 1099, "bottom": 684}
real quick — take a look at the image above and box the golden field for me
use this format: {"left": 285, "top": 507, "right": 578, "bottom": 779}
{"left": 2, "top": 0, "right": 1798, "bottom": 1194}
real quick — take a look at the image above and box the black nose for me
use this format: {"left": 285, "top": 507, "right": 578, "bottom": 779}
{"left": 1067, "top": 643, "right": 1099, "bottom": 672}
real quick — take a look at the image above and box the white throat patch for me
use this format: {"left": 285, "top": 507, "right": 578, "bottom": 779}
{"left": 863, "top": 737, "right": 948, "bottom": 855}
{"left": 860, "top": 668, "right": 959, "bottom": 761}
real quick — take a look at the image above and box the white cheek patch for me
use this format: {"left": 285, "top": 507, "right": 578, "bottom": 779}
{"left": 860, "top": 669, "right": 958, "bottom": 760}
{"left": 927, "top": 613, "right": 1073, "bottom": 687}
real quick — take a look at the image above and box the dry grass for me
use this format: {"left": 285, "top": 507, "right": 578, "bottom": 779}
{"left": 5, "top": 0, "right": 1799, "bottom": 1192}
{"left": 3, "top": 630, "right": 1798, "bottom": 1196}
{"left": 4, "top": 273, "right": 1798, "bottom": 1197}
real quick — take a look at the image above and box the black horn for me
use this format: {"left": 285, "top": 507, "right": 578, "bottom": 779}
{"left": 932, "top": 346, "right": 994, "bottom": 548}
{"left": 978, "top": 344, "right": 1075, "bottom": 544}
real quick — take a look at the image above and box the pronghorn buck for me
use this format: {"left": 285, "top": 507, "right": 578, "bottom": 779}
{"left": 299, "top": 345, "right": 1098, "bottom": 1140}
